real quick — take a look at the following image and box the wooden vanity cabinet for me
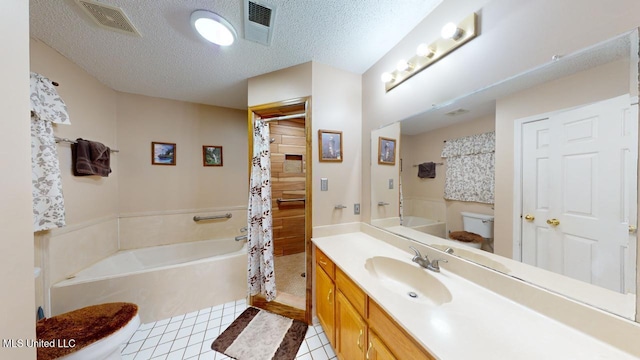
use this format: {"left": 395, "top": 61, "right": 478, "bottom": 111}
{"left": 314, "top": 246, "right": 436, "bottom": 360}
{"left": 315, "top": 249, "right": 336, "bottom": 346}
{"left": 367, "top": 330, "right": 396, "bottom": 360}
{"left": 336, "top": 291, "right": 367, "bottom": 360}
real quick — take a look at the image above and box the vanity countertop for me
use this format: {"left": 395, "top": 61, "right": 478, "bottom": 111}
{"left": 312, "top": 232, "right": 637, "bottom": 359}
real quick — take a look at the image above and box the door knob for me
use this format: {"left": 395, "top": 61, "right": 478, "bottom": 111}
{"left": 524, "top": 214, "right": 535, "bottom": 221}
{"left": 629, "top": 225, "right": 637, "bottom": 233}
{"left": 546, "top": 218, "right": 560, "bottom": 226}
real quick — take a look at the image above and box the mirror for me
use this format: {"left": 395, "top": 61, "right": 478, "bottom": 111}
{"left": 370, "top": 30, "right": 639, "bottom": 320}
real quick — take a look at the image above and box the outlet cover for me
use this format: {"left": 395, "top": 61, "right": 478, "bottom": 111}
{"left": 321, "top": 178, "right": 328, "bottom": 191}
{"left": 354, "top": 203, "right": 360, "bottom": 215}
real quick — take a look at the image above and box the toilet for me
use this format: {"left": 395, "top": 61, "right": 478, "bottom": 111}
{"left": 454, "top": 212, "right": 495, "bottom": 249}
{"left": 36, "top": 302, "right": 140, "bottom": 360}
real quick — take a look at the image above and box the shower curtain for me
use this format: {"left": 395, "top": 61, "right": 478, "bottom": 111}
{"left": 30, "top": 72, "right": 70, "bottom": 232}
{"left": 247, "top": 120, "right": 276, "bottom": 301}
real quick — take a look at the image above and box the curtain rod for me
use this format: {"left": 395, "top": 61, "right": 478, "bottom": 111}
{"left": 259, "top": 113, "right": 306, "bottom": 122}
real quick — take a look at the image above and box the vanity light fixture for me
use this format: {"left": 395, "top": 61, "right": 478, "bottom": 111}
{"left": 396, "top": 59, "right": 414, "bottom": 72}
{"left": 191, "top": 10, "right": 237, "bottom": 46}
{"left": 381, "top": 13, "right": 478, "bottom": 92}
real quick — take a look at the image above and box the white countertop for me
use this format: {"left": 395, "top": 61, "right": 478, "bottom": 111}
{"left": 313, "top": 232, "right": 637, "bottom": 359}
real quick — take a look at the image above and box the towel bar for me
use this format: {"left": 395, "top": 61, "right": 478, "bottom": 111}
{"left": 193, "top": 213, "right": 232, "bottom": 222}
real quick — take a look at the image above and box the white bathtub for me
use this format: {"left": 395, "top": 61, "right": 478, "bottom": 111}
{"left": 402, "top": 216, "right": 446, "bottom": 238}
{"left": 51, "top": 238, "right": 247, "bottom": 323}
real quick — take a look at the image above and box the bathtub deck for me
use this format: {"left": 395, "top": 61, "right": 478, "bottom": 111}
{"left": 121, "top": 298, "right": 336, "bottom": 360}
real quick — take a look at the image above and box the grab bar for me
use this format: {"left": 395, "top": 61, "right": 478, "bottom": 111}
{"left": 193, "top": 213, "right": 232, "bottom": 222}
{"left": 276, "top": 198, "right": 305, "bottom": 203}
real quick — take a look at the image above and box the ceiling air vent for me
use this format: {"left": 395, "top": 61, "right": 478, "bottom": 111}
{"left": 445, "top": 108, "right": 470, "bottom": 116}
{"left": 75, "top": 0, "right": 141, "bottom": 36}
{"left": 244, "top": 0, "right": 276, "bottom": 45}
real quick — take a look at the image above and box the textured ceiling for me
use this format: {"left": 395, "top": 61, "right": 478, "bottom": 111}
{"left": 29, "top": 0, "right": 443, "bottom": 109}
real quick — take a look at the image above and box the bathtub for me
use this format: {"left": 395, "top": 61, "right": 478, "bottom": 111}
{"left": 51, "top": 238, "right": 247, "bottom": 323}
{"left": 402, "top": 216, "right": 446, "bottom": 238}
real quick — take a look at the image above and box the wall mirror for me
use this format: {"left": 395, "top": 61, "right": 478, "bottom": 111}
{"left": 370, "top": 29, "right": 639, "bottom": 321}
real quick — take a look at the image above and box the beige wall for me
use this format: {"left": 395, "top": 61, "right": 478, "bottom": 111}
{"left": 1, "top": 1, "right": 37, "bottom": 358}
{"left": 494, "top": 58, "right": 630, "bottom": 258}
{"left": 370, "top": 123, "right": 401, "bottom": 224}
{"left": 116, "top": 93, "right": 247, "bottom": 215}
{"left": 248, "top": 61, "right": 363, "bottom": 229}
{"left": 401, "top": 115, "right": 495, "bottom": 234}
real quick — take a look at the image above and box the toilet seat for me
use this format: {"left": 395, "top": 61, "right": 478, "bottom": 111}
{"left": 37, "top": 302, "right": 139, "bottom": 360}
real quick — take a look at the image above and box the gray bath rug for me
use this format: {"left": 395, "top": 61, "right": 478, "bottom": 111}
{"left": 211, "top": 306, "right": 308, "bottom": 360}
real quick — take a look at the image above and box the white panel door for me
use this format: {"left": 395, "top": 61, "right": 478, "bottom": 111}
{"left": 521, "top": 95, "right": 637, "bottom": 294}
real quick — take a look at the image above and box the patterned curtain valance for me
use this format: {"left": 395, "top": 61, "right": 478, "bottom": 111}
{"left": 441, "top": 131, "right": 495, "bottom": 158}
{"left": 441, "top": 131, "right": 495, "bottom": 204}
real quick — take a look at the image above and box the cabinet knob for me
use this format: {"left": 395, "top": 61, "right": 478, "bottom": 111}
{"left": 366, "top": 342, "right": 372, "bottom": 359}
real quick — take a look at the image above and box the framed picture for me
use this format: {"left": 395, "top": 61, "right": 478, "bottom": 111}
{"left": 151, "top": 142, "right": 176, "bottom": 165}
{"left": 318, "top": 129, "right": 343, "bottom": 162}
{"left": 203, "top": 145, "right": 223, "bottom": 166}
{"left": 378, "top": 137, "right": 396, "bottom": 165}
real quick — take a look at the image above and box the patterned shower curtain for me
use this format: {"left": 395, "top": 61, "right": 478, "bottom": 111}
{"left": 247, "top": 120, "right": 276, "bottom": 301}
{"left": 30, "top": 72, "right": 70, "bottom": 232}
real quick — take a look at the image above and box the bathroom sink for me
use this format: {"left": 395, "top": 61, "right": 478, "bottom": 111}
{"left": 364, "top": 256, "right": 452, "bottom": 306}
{"left": 431, "top": 245, "right": 510, "bottom": 273}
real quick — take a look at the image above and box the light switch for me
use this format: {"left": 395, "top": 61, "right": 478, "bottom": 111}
{"left": 321, "top": 178, "right": 328, "bottom": 191}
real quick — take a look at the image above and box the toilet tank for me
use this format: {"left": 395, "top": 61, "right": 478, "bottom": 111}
{"left": 461, "top": 212, "right": 494, "bottom": 238}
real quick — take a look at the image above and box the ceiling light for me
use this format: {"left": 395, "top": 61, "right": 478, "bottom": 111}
{"left": 416, "top": 43, "right": 435, "bottom": 58}
{"left": 191, "top": 10, "right": 237, "bottom": 46}
{"left": 380, "top": 72, "right": 394, "bottom": 83}
{"left": 441, "top": 22, "right": 464, "bottom": 40}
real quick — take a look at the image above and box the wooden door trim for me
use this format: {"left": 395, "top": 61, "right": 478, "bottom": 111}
{"left": 247, "top": 97, "right": 313, "bottom": 324}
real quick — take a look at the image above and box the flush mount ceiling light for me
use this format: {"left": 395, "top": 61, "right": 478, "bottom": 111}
{"left": 191, "top": 10, "right": 237, "bottom": 46}
{"left": 381, "top": 13, "right": 478, "bottom": 92}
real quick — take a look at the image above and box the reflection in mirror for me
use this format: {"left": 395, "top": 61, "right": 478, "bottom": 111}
{"left": 371, "top": 30, "right": 639, "bottom": 320}
{"left": 370, "top": 122, "right": 401, "bottom": 228}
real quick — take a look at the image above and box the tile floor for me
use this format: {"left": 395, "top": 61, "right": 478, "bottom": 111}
{"left": 121, "top": 298, "right": 337, "bottom": 360}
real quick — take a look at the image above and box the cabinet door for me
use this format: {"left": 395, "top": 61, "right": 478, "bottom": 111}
{"left": 336, "top": 291, "right": 367, "bottom": 360}
{"left": 316, "top": 264, "right": 335, "bottom": 346}
{"left": 367, "top": 330, "right": 396, "bottom": 360}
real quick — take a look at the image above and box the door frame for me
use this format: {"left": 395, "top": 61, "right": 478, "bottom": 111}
{"left": 247, "top": 96, "right": 313, "bottom": 324}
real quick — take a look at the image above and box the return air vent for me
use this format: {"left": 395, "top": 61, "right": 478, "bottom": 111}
{"left": 445, "top": 108, "right": 470, "bottom": 116}
{"left": 244, "top": 0, "right": 277, "bottom": 45}
{"left": 75, "top": 0, "right": 141, "bottom": 36}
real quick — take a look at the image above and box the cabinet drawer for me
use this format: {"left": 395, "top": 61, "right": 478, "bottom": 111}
{"left": 336, "top": 268, "right": 367, "bottom": 318}
{"left": 316, "top": 248, "right": 335, "bottom": 279}
{"left": 368, "top": 300, "right": 435, "bottom": 360}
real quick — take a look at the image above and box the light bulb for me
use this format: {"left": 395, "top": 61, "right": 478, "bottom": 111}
{"left": 396, "top": 60, "right": 412, "bottom": 72}
{"left": 416, "top": 43, "right": 435, "bottom": 58}
{"left": 380, "top": 72, "right": 394, "bottom": 83}
{"left": 441, "top": 22, "right": 463, "bottom": 40}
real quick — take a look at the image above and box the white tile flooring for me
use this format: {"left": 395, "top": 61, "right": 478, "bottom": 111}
{"left": 121, "top": 298, "right": 337, "bottom": 360}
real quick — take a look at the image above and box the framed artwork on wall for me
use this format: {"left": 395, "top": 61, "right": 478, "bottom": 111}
{"left": 203, "top": 145, "right": 223, "bottom": 166}
{"left": 151, "top": 142, "right": 176, "bottom": 165}
{"left": 318, "top": 129, "right": 343, "bottom": 162}
{"left": 378, "top": 137, "right": 396, "bottom": 165}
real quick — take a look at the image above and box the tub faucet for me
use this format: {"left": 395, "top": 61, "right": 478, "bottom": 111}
{"left": 234, "top": 234, "right": 247, "bottom": 242}
{"left": 240, "top": 226, "right": 247, "bottom": 233}
{"left": 409, "top": 246, "right": 448, "bottom": 272}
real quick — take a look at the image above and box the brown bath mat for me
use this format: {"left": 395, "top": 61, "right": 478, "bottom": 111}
{"left": 36, "top": 302, "right": 138, "bottom": 360}
{"left": 211, "top": 306, "right": 308, "bottom": 360}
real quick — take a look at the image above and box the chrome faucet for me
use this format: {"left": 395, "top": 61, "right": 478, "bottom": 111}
{"left": 234, "top": 234, "right": 247, "bottom": 241}
{"left": 409, "top": 246, "right": 448, "bottom": 272}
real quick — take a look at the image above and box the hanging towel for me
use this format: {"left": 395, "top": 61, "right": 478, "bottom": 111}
{"left": 72, "top": 138, "right": 111, "bottom": 177}
{"left": 30, "top": 72, "right": 70, "bottom": 232}
{"left": 418, "top": 162, "right": 436, "bottom": 178}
